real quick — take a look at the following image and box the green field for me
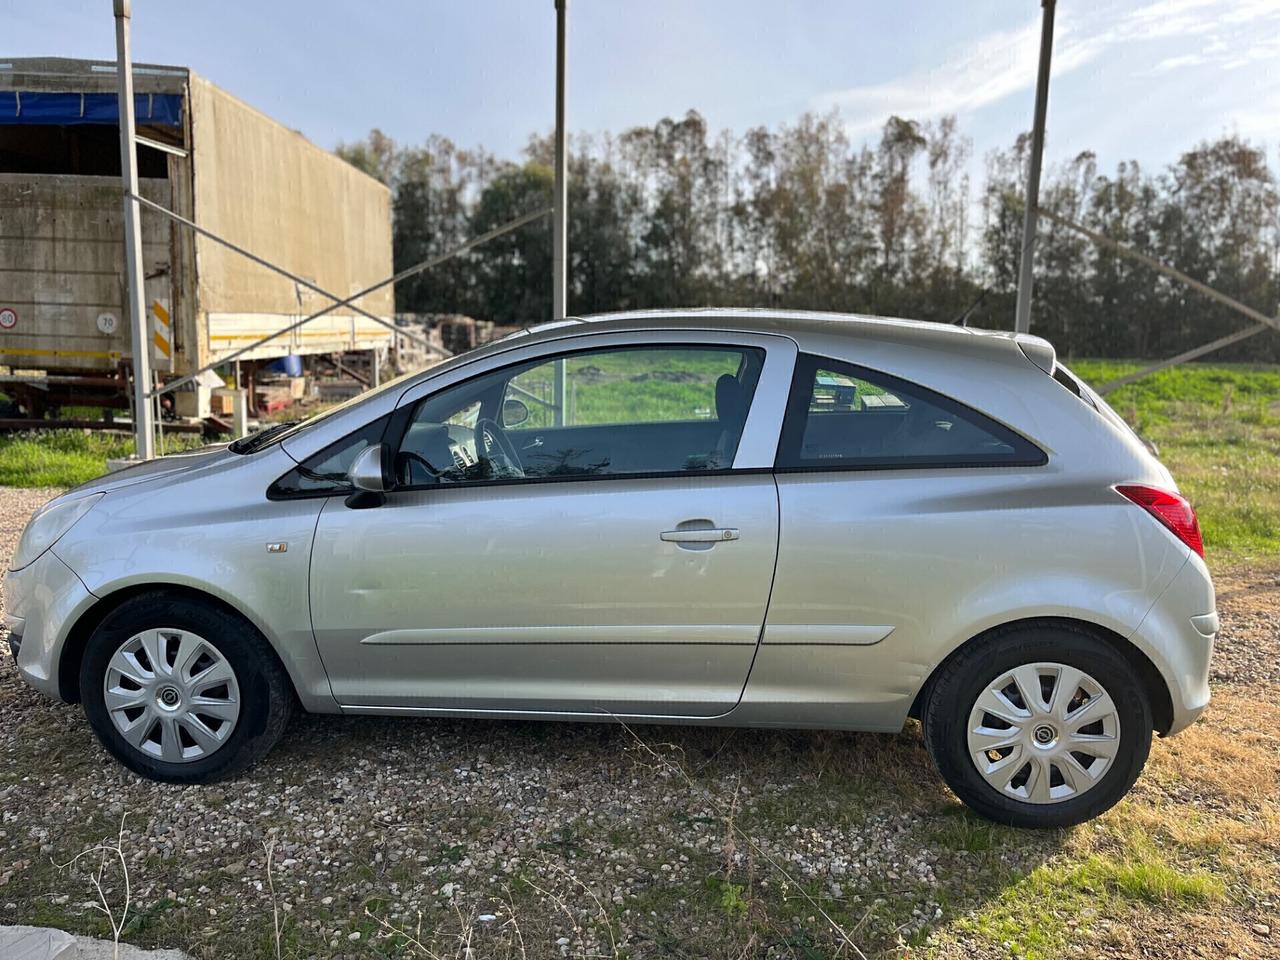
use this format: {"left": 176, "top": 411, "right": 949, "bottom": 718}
{"left": 508, "top": 347, "right": 741, "bottom": 428}
{"left": 0, "top": 429, "right": 205, "bottom": 489}
{"left": 2, "top": 361, "right": 1277, "bottom": 560}
{"left": 1071, "top": 361, "right": 1280, "bottom": 560}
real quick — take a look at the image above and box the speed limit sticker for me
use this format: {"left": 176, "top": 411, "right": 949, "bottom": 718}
{"left": 0, "top": 307, "right": 15, "bottom": 330}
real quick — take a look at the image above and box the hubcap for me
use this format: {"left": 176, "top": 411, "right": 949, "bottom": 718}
{"left": 103, "top": 628, "right": 240, "bottom": 763}
{"left": 966, "top": 662, "right": 1121, "bottom": 805}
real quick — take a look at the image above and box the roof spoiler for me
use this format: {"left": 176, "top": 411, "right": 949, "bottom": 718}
{"left": 1015, "top": 334, "right": 1056, "bottom": 374}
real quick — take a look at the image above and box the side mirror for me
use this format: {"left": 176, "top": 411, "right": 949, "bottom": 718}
{"left": 502, "top": 398, "right": 530, "bottom": 428}
{"left": 348, "top": 443, "right": 388, "bottom": 493}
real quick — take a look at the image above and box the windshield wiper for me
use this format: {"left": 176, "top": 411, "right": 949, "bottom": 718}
{"left": 229, "top": 420, "right": 301, "bottom": 455}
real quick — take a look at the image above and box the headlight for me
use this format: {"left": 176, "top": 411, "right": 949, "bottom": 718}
{"left": 10, "top": 493, "right": 104, "bottom": 572}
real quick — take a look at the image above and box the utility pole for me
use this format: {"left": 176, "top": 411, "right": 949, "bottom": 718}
{"left": 1014, "top": 0, "right": 1056, "bottom": 334}
{"left": 552, "top": 0, "right": 568, "bottom": 320}
{"left": 113, "top": 0, "right": 156, "bottom": 458}
{"left": 551, "top": 0, "right": 569, "bottom": 424}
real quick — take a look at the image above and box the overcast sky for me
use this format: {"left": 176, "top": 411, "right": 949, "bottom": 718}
{"left": 5, "top": 0, "right": 1280, "bottom": 173}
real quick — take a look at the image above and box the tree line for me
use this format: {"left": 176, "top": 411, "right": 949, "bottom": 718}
{"left": 337, "top": 111, "right": 1280, "bottom": 361}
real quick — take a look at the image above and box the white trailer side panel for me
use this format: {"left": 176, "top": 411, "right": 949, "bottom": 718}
{"left": 0, "top": 172, "right": 172, "bottom": 373}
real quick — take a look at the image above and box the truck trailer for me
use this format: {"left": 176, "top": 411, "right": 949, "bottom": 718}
{"left": 0, "top": 56, "right": 393, "bottom": 422}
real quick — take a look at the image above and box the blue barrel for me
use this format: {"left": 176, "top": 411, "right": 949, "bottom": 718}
{"left": 268, "top": 355, "right": 303, "bottom": 377}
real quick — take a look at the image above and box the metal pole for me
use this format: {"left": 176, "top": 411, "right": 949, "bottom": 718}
{"left": 551, "top": 0, "right": 569, "bottom": 423}
{"left": 113, "top": 0, "right": 155, "bottom": 459}
{"left": 552, "top": 0, "right": 568, "bottom": 319}
{"left": 1014, "top": 0, "right": 1056, "bottom": 334}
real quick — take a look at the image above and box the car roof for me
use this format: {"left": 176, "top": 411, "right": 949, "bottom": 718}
{"left": 502, "top": 307, "right": 1054, "bottom": 371}
{"left": 578, "top": 306, "right": 973, "bottom": 338}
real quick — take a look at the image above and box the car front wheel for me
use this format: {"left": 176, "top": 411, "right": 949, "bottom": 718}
{"left": 923, "top": 622, "right": 1153, "bottom": 828}
{"left": 80, "top": 592, "right": 293, "bottom": 783}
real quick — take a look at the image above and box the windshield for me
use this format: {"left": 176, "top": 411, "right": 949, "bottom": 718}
{"left": 242, "top": 321, "right": 589, "bottom": 453}
{"left": 247, "top": 367, "right": 421, "bottom": 451}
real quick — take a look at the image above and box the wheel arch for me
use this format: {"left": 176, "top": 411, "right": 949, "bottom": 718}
{"left": 58, "top": 583, "right": 303, "bottom": 707}
{"left": 908, "top": 616, "right": 1174, "bottom": 736}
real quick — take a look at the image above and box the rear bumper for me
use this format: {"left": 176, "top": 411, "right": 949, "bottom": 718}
{"left": 2, "top": 549, "right": 97, "bottom": 701}
{"left": 1129, "top": 554, "right": 1216, "bottom": 736}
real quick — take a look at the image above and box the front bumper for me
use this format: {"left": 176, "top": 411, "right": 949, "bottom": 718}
{"left": 3, "top": 612, "right": 24, "bottom": 659}
{"left": 1129, "top": 554, "right": 1217, "bottom": 736}
{"left": 3, "top": 549, "right": 97, "bottom": 701}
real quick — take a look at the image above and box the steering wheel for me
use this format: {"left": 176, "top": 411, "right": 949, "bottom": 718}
{"left": 475, "top": 417, "right": 524, "bottom": 477}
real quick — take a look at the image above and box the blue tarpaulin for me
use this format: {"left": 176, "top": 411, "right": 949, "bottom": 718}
{"left": 0, "top": 92, "right": 183, "bottom": 126}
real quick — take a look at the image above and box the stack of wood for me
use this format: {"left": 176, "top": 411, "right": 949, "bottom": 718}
{"left": 437, "top": 316, "right": 495, "bottom": 354}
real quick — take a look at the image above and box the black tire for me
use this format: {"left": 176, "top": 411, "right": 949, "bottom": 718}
{"left": 923, "top": 621, "right": 1152, "bottom": 829}
{"left": 80, "top": 591, "right": 293, "bottom": 783}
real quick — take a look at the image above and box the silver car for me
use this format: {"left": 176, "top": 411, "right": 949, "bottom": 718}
{"left": 3, "top": 310, "right": 1215, "bottom": 828}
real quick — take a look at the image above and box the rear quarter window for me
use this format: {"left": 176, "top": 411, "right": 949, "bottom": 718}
{"left": 777, "top": 354, "right": 1045, "bottom": 470}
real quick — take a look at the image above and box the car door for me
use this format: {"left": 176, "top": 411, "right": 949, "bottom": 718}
{"left": 303, "top": 331, "right": 796, "bottom": 717}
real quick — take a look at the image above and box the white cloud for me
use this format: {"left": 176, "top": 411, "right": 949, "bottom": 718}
{"left": 814, "top": 0, "right": 1280, "bottom": 138}
{"left": 813, "top": 21, "right": 1052, "bottom": 136}
{"left": 1153, "top": 54, "right": 1207, "bottom": 72}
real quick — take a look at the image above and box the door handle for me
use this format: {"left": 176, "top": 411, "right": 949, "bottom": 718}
{"left": 660, "top": 527, "right": 739, "bottom": 543}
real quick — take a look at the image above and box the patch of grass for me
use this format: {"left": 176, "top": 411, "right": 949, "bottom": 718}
{"left": 706, "top": 875, "right": 750, "bottom": 917}
{"left": 1071, "top": 360, "right": 1280, "bottom": 561}
{"left": 0, "top": 429, "right": 208, "bottom": 488}
{"left": 922, "top": 807, "right": 1019, "bottom": 854}
{"left": 955, "top": 836, "right": 1225, "bottom": 960}
{"left": 1061, "top": 846, "right": 1226, "bottom": 904}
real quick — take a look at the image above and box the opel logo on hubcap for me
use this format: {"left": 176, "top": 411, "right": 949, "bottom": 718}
{"left": 1033, "top": 725, "right": 1056, "bottom": 745}
{"left": 160, "top": 688, "right": 180, "bottom": 707}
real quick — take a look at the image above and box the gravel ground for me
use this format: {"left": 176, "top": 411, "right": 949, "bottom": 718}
{"left": 2, "top": 486, "right": 1277, "bottom": 959}
{"left": 1211, "top": 566, "right": 1280, "bottom": 687}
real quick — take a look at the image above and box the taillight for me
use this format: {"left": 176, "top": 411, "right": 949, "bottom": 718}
{"left": 1116, "top": 484, "right": 1204, "bottom": 557}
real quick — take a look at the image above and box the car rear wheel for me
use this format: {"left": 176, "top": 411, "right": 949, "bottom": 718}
{"left": 923, "top": 622, "right": 1152, "bottom": 828}
{"left": 80, "top": 592, "right": 293, "bottom": 783}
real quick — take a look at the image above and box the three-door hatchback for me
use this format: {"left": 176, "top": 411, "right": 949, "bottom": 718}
{"left": 3, "top": 310, "right": 1216, "bottom": 828}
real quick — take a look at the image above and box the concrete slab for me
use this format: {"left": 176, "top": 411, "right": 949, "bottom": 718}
{"left": 0, "top": 926, "right": 190, "bottom": 960}
{"left": 0, "top": 926, "right": 76, "bottom": 960}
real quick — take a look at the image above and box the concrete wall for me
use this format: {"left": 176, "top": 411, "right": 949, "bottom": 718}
{"left": 188, "top": 74, "right": 393, "bottom": 369}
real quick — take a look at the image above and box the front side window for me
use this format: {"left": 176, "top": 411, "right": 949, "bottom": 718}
{"left": 268, "top": 415, "right": 390, "bottom": 497}
{"left": 777, "top": 355, "right": 1044, "bottom": 470}
{"left": 393, "top": 345, "right": 765, "bottom": 487}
